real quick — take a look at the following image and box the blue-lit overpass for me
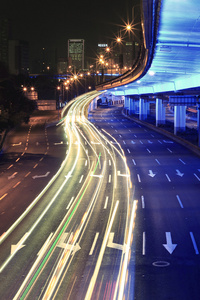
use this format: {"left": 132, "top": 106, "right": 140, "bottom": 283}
{"left": 94, "top": 0, "right": 200, "bottom": 146}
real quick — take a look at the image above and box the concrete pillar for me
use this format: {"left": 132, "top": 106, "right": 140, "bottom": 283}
{"left": 156, "top": 98, "right": 165, "bottom": 126}
{"left": 174, "top": 105, "right": 186, "bottom": 135}
{"left": 197, "top": 103, "right": 200, "bottom": 147}
{"left": 139, "top": 98, "right": 147, "bottom": 120}
{"left": 130, "top": 98, "right": 135, "bottom": 114}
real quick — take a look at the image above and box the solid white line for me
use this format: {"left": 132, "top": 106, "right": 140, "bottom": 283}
{"left": 141, "top": 195, "right": 145, "bottom": 209}
{"left": 104, "top": 196, "right": 109, "bottom": 209}
{"left": 89, "top": 232, "right": 99, "bottom": 255}
{"left": 155, "top": 159, "right": 160, "bottom": 165}
{"left": 179, "top": 159, "right": 186, "bottom": 165}
{"left": 132, "top": 159, "right": 136, "bottom": 165}
{"left": 142, "top": 232, "right": 146, "bottom": 255}
{"left": 190, "top": 232, "right": 199, "bottom": 254}
{"left": 67, "top": 196, "right": 75, "bottom": 210}
{"left": 79, "top": 175, "right": 84, "bottom": 183}
{"left": 194, "top": 173, "right": 200, "bottom": 181}
{"left": 137, "top": 174, "right": 141, "bottom": 183}
{"left": 165, "top": 174, "right": 171, "bottom": 182}
{"left": 108, "top": 174, "right": 111, "bottom": 183}
{"left": 176, "top": 195, "right": 184, "bottom": 208}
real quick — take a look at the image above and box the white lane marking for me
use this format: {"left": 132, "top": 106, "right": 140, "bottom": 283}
{"left": 131, "top": 140, "right": 136, "bottom": 144}
{"left": 89, "top": 232, "right": 99, "bottom": 255}
{"left": 108, "top": 174, "right": 111, "bottom": 183}
{"left": 132, "top": 159, "right": 136, "bottom": 165}
{"left": 137, "top": 174, "right": 141, "bottom": 183}
{"left": 109, "top": 160, "right": 111, "bottom": 166}
{"left": 146, "top": 148, "right": 151, "bottom": 153}
{"left": 119, "top": 134, "right": 122, "bottom": 138}
{"left": 115, "top": 129, "right": 118, "bottom": 132}
{"left": 141, "top": 195, "right": 145, "bottom": 208}
{"left": 165, "top": 174, "right": 171, "bottom": 182}
{"left": 104, "top": 196, "right": 109, "bottom": 209}
{"left": 123, "top": 140, "right": 126, "bottom": 144}
{"left": 151, "top": 134, "right": 155, "bottom": 137}
{"left": 190, "top": 232, "right": 199, "bottom": 254}
{"left": 127, "top": 149, "right": 131, "bottom": 154}
{"left": 158, "top": 140, "right": 162, "bottom": 144}
{"left": 79, "top": 175, "right": 84, "bottom": 183}
{"left": 163, "top": 232, "right": 177, "bottom": 254}
{"left": 176, "top": 169, "right": 184, "bottom": 177}
{"left": 139, "top": 141, "right": 143, "bottom": 144}
{"left": 194, "top": 173, "right": 200, "bottom": 181}
{"left": 85, "top": 160, "right": 88, "bottom": 166}
{"left": 155, "top": 159, "right": 160, "bottom": 165}
{"left": 176, "top": 195, "right": 184, "bottom": 208}
{"left": 167, "top": 148, "right": 173, "bottom": 153}
{"left": 67, "top": 196, "right": 75, "bottom": 210}
{"left": 142, "top": 232, "right": 146, "bottom": 255}
{"left": 179, "top": 159, "right": 186, "bottom": 165}
{"left": 134, "top": 134, "right": 137, "bottom": 138}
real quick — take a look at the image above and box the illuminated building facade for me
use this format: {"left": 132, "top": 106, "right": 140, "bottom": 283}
{"left": 68, "top": 39, "right": 84, "bottom": 72}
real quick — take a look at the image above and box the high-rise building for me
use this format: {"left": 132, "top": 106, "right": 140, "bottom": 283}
{"left": 8, "top": 40, "right": 29, "bottom": 75}
{"left": 68, "top": 39, "right": 84, "bottom": 72}
{"left": 0, "top": 18, "right": 11, "bottom": 66}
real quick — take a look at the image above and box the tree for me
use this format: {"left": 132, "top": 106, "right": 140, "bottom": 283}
{"left": 0, "top": 62, "right": 37, "bottom": 150}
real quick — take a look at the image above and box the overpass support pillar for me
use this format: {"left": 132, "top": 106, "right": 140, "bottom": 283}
{"left": 130, "top": 98, "right": 136, "bottom": 114}
{"left": 156, "top": 98, "right": 165, "bottom": 126}
{"left": 174, "top": 105, "right": 186, "bottom": 135}
{"left": 197, "top": 102, "right": 200, "bottom": 147}
{"left": 139, "top": 98, "right": 147, "bottom": 120}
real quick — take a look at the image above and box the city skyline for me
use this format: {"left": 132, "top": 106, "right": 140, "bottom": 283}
{"left": 0, "top": 0, "right": 136, "bottom": 70}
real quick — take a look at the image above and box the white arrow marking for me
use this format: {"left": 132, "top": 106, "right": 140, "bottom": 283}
{"left": 176, "top": 169, "right": 184, "bottom": 177}
{"left": 117, "top": 171, "right": 130, "bottom": 177}
{"left": 54, "top": 141, "right": 63, "bottom": 145}
{"left": 12, "top": 142, "right": 22, "bottom": 146}
{"left": 8, "top": 172, "right": 18, "bottom": 180}
{"left": 163, "top": 232, "right": 177, "bottom": 254}
{"left": 148, "top": 170, "right": 156, "bottom": 178}
{"left": 131, "top": 140, "right": 136, "bottom": 144}
{"left": 32, "top": 171, "right": 50, "bottom": 179}
{"left": 148, "top": 140, "right": 153, "bottom": 144}
{"left": 91, "top": 141, "right": 100, "bottom": 144}
{"left": 11, "top": 232, "right": 28, "bottom": 254}
{"left": 57, "top": 232, "right": 81, "bottom": 255}
{"left": 163, "top": 140, "right": 173, "bottom": 144}
{"left": 107, "top": 232, "right": 126, "bottom": 253}
{"left": 90, "top": 174, "right": 103, "bottom": 178}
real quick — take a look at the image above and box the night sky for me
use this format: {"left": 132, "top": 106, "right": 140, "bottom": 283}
{"left": 1, "top": 0, "right": 135, "bottom": 65}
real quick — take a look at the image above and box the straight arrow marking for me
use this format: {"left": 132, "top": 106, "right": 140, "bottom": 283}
{"left": 148, "top": 170, "right": 156, "bottom": 177}
{"left": 176, "top": 169, "right": 184, "bottom": 177}
{"left": 163, "top": 232, "right": 177, "bottom": 254}
{"left": 11, "top": 232, "right": 29, "bottom": 255}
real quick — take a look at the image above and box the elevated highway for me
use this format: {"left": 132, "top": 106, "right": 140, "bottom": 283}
{"left": 95, "top": 0, "right": 200, "bottom": 146}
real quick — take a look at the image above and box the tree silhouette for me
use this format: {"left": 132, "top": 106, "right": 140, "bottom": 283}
{"left": 0, "top": 62, "right": 37, "bottom": 149}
